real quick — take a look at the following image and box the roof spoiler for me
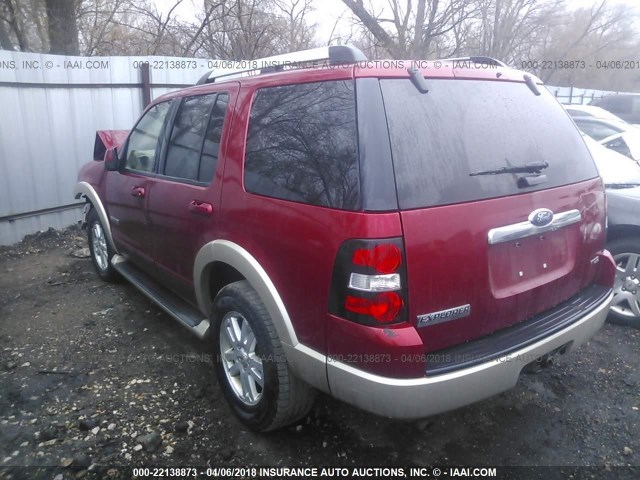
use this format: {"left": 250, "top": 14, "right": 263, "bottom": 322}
{"left": 196, "top": 45, "right": 367, "bottom": 85}
{"left": 93, "top": 130, "right": 129, "bottom": 161}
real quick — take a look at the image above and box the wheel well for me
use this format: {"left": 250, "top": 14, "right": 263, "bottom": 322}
{"left": 607, "top": 224, "right": 640, "bottom": 244}
{"left": 207, "top": 262, "right": 246, "bottom": 306}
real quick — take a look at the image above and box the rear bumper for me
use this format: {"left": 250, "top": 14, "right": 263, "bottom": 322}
{"left": 326, "top": 290, "right": 612, "bottom": 419}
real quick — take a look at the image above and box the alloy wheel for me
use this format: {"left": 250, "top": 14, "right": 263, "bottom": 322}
{"left": 219, "top": 311, "right": 264, "bottom": 405}
{"left": 611, "top": 252, "right": 640, "bottom": 318}
{"left": 91, "top": 222, "right": 109, "bottom": 271}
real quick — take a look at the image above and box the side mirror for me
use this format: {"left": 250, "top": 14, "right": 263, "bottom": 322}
{"left": 104, "top": 147, "right": 119, "bottom": 171}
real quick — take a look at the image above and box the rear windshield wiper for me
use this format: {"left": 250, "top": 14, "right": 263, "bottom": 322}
{"left": 470, "top": 161, "right": 549, "bottom": 177}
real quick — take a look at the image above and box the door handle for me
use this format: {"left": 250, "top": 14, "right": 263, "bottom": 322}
{"left": 189, "top": 200, "right": 213, "bottom": 216}
{"left": 131, "top": 186, "right": 145, "bottom": 198}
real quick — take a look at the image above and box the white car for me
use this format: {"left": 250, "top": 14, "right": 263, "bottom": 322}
{"left": 564, "top": 104, "right": 627, "bottom": 123}
{"left": 565, "top": 106, "right": 640, "bottom": 163}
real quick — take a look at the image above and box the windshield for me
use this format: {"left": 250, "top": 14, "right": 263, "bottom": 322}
{"left": 380, "top": 79, "right": 599, "bottom": 209}
{"left": 582, "top": 134, "right": 640, "bottom": 186}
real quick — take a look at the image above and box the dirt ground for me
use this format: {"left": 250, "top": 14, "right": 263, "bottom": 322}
{"left": 0, "top": 227, "right": 638, "bottom": 479}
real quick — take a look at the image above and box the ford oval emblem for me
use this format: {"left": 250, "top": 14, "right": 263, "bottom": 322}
{"left": 529, "top": 208, "right": 554, "bottom": 227}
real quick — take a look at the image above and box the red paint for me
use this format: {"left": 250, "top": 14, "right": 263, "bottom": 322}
{"left": 400, "top": 178, "right": 606, "bottom": 353}
{"left": 77, "top": 62, "right": 612, "bottom": 380}
{"left": 96, "top": 130, "right": 129, "bottom": 149}
{"left": 326, "top": 313, "right": 425, "bottom": 378}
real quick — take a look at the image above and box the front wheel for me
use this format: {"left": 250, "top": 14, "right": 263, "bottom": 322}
{"left": 607, "top": 237, "right": 640, "bottom": 328}
{"left": 212, "top": 281, "right": 316, "bottom": 431}
{"left": 87, "top": 208, "right": 119, "bottom": 282}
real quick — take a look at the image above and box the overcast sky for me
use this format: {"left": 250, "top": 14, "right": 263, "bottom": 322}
{"left": 154, "top": 0, "right": 637, "bottom": 47}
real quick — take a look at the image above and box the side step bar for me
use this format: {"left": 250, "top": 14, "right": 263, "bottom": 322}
{"left": 111, "top": 255, "right": 210, "bottom": 339}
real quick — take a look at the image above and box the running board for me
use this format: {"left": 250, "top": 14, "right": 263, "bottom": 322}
{"left": 111, "top": 255, "right": 210, "bottom": 339}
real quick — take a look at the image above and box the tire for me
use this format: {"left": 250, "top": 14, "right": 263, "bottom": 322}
{"left": 607, "top": 236, "right": 640, "bottom": 328}
{"left": 86, "top": 207, "right": 119, "bottom": 283}
{"left": 211, "top": 280, "right": 316, "bottom": 431}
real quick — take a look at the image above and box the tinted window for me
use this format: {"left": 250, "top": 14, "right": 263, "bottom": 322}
{"left": 165, "top": 94, "right": 217, "bottom": 181}
{"left": 574, "top": 119, "right": 622, "bottom": 141}
{"left": 380, "top": 79, "right": 599, "bottom": 209}
{"left": 600, "top": 95, "right": 632, "bottom": 114}
{"left": 125, "top": 101, "right": 171, "bottom": 173}
{"left": 244, "top": 81, "right": 360, "bottom": 209}
{"left": 566, "top": 108, "right": 591, "bottom": 117}
{"left": 199, "top": 93, "right": 229, "bottom": 183}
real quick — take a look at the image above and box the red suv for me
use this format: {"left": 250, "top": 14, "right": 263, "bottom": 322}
{"left": 75, "top": 46, "right": 616, "bottom": 431}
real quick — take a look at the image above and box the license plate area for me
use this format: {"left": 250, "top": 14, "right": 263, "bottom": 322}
{"left": 488, "top": 229, "right": 576, "bottom": 299}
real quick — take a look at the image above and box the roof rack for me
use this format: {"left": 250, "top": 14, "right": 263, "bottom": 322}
{"left": 195, "top": 45, "right": 367, "bottom": 85}
{"left": 439, "top": 56, "right": 507, "bottom": 67}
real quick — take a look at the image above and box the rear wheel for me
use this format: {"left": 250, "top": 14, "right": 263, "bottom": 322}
{"left": 212, "top": 280, "right": 316, "bottom": 431}
{"left": 607, "top": 237, "right": 640, "bottom": 328}
{"left": 87, "top": 208, "right": 119, "bottom": 282}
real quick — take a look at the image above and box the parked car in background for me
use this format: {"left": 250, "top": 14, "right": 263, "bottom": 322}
{"left": 74, "top": 46, "right": 616, "bottom": 431}
{"left": 590, "top": 94, "right": 640, "bottom": 125}
{"left": 564, "top": 104, "right": 627, "bottom": 123}
{"left": 568, "top": 114, "right": 640, "bottom": 163}
{"left": 584, "top": 135, "right": 640, "bottom": 328}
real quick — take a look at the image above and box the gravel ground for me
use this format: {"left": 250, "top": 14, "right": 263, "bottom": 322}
{"left": 0, "top": 227, "right": 638, "bottom": 479}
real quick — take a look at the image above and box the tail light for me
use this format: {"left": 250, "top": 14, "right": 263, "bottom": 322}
{"left": 329, "top": 238, "right": 408, "bottom": 325}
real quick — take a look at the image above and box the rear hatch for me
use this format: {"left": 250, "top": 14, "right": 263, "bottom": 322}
{"left": 378, "top": 74, "right": 605, "bottom": 353}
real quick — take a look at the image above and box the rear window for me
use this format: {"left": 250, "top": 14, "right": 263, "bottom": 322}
{"left": 380, "top": 79, "right": 599, "bottom": 210}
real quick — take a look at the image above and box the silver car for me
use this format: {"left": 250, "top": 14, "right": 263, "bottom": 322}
{"left": 585, "top": 134, "right": 640, "bottom": 327}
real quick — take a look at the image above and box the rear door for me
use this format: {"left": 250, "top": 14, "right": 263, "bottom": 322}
{"left": 147, "top": 86, "right": 237, "bottom": 302}
{"left": 379, "top": 77, "right": 605, "bottom": 353}
{"left": 106, "top": 100, "right": 172, "bottom": 271}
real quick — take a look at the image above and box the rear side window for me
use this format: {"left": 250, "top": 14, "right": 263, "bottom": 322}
{"left": 199, "top": 93, "right": 229, "bottom": 183}
{"left": 244, "top": 80, "right": 360, "bottom": 210}
{"left": 380, "top": 79, "right": 599, "bottom": 209}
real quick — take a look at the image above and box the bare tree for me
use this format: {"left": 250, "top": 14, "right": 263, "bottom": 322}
{"left": 78, "top": 0, "right": 126, "bottom": 55}
{"left": 200, "top": 0, "right": 315, "bottom": 60}
{"left": 340, "top": 0, "right": 479, "bottom": 58}
{"left": 0, "top": 12, "right": 13, "bottom": 49}
{"left": 533, "top": 0, "right": 640, "bottom": 90}
{"left": 0, "top": 0, "right": 34, "bottom": 51}
{"left": 273, "top": 0, "right": 316, "bottom": 51}
{"left": 467, "top": 0, "right": 562, "bottom": 63}
{"left": 45, "top": 0, "right": 79, "bottom": 54}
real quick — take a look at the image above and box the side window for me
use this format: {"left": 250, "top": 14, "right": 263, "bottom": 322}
{"left": 164, "top": 94, "right": 217, "bottom": 181}
{"left": 566, "top": 109, "right": 590, "bottom": 117}
{"left": 125, "top": 101, "right": 171, "bottom": 173}
{"left": 575, "top": 120, "right": 621, "bottom": 141}
{"left": 244, "top": 80, "right": 360, "bottom": 210}
{"left": 199, "top": 93, "right": 229, "bottom": 183}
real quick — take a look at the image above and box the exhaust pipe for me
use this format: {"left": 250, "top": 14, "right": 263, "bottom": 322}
{"left": 522, "top": 344, "right": 568, "bottom": 374}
